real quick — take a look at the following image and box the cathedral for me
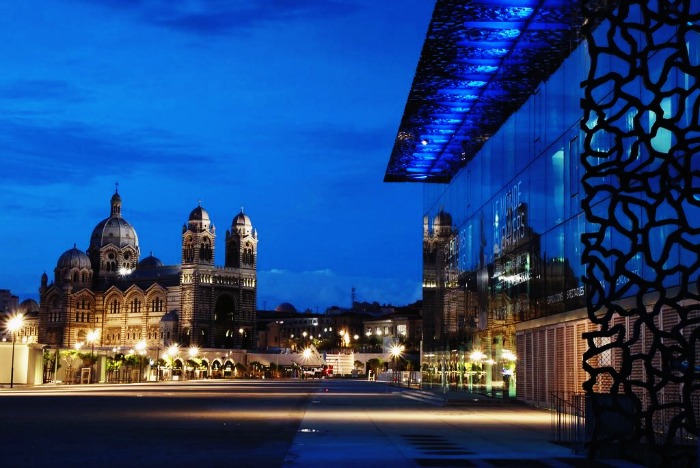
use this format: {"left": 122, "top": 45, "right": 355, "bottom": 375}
{"left": 38, "top": 189, "right": 258, "bottom": 351}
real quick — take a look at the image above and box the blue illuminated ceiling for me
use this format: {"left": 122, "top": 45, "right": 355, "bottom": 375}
{"left": 384, "top": 0, "right": 584, "bottom": 183}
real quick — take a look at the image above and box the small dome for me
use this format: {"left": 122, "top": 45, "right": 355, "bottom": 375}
{"left": 187, "top": 204, "right": 211, "bottom": 231}
{"left": 138, "top": 254, "right": 163, "bottom": 270}
{"left": 232, "top": 209, "right": 253, "bottom": 236}
{"left": 189, "top": 205, "right": 210, "bottom": 222}
{"left": 275, "top": 302, "right": 297, "bottom": 313}
{"left": 19, "top": 299, "right": 39, "bottom": 314}
{"left": 57, "top": 245, "right": 92, "bottom": 270}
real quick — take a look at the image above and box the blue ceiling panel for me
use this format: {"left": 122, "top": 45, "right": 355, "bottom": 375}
{"left": 384, "top": 0, "right": 585, "bottom": 183}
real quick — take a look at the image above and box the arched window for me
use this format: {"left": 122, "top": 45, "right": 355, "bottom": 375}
{"left": 151, "top": 297, "right": 164, "bottom": 312}
{"left": 200, "top": 238, "right": 212, "bottom": 262}
{"left": 130, "top": 298, "right": 141, "bottom": 313}
{"left": 184, "top": 237, "right": 195, "bottom": 263}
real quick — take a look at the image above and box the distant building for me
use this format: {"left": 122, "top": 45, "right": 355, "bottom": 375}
{"left": 258, "top": 301, "right": 422, "bottom": 354}
{"left": 38, "top": 189, "right": 258, "bottom": 351}
{"left": 0, "top": 289, "right": 19, "bottom": 314}
{"left": 0, "top": 295, "right": 39, "bottom": 344}
{"left": 364, "top": 305, "right": 422, "bottom": 352}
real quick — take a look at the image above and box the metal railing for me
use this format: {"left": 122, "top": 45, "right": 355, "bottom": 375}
{"left": 550, "top": 392, "right": 587, "bottom": 455}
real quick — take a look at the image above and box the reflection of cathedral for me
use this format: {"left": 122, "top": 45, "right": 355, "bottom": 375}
{"left": 38, "top": 189, "right": 258, "bottom": 350}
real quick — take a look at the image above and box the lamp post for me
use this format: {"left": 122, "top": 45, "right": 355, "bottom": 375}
{"left": 7, "top": 314, "right": 24, "bottom": 389}
{"left": 86, "top": 330, "right": 99, "bottom": 383}
{"left": 390, "top": 343, "right": 404, "bottom": 386}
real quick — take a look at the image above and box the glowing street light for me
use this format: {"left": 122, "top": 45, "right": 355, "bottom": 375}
{"left": 390, "top": 343, "right": 404, "bottom": 385}
{"left": 302, "top": 347, "right": 312, "bottom": 360}
{"left": 6, "top": 314, "right": 24, "bottom": 388}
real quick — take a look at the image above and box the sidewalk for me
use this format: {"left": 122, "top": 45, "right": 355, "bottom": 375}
{"left": 284, "top": 380, "right": 643, "bottom": 467}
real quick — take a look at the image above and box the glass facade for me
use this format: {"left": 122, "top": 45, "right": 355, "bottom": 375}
{"left": 421, "top": 11, "right": 699, "bottom": 399}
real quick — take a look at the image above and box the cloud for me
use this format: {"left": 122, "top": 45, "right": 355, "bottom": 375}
{"left": 72, "top": 0, "right": 363, "bottom": 36}
{"left": 0, "top": 79, "right": 87, "bottom": 103}
{"left": 257, "top": 268, "right": 421, "bottom": 312}
{"left": 0, "top": 116, "right": 216, "bottom": 187}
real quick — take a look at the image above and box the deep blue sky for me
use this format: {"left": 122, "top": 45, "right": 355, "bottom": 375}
{"left": 0, "top": 0, "right": 435, "bottom": 312}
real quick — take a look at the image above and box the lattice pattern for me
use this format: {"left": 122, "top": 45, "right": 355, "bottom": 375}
{"left": 581, "top": 1, "right": 700, "bottom": 462}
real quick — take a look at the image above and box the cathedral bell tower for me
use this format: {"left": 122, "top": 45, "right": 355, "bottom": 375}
{"left": 181, "top": 203, "right": 216, "bottom": 265}
{"left": 225, "top": 209, "right": 257, "bottom": 270}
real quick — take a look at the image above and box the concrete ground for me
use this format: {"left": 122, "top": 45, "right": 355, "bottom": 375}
{"left": 0, "top": 379, "right": 643, "bottom": 467}
{"left": 285, "top": 380, "right": 643, "bottom": 467}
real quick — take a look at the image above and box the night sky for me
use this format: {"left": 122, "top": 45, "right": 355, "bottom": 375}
{"left": 0, "top": 0, "right": 436, "bottom": 312}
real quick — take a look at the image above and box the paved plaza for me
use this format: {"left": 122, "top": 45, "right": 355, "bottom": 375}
{"left": 0, "top": 379, "right": 641, "bottom": 467}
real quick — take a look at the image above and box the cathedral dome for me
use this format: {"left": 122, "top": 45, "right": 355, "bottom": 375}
{"left": 57, "top": 245, "right": 92, "bottom": 270}
{"left": 433, "top": 209, "right": 452, "bottom": 229}
{"left": 89, "top": 190, "right": 139, "bottom": 251}
{"left": 138, "top": 253, "right": 163, "bottom": 270}
{"left": 232, "top": 210, "right": 253, "bottom": 236}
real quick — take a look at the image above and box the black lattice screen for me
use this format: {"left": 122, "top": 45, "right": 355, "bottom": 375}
{"left": 581, "top": 0, "right": 700, "bottom": 463}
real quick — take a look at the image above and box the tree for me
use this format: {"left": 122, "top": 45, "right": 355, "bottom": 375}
{"left": 367, "top": 358, "right": 384, "bottom": 375}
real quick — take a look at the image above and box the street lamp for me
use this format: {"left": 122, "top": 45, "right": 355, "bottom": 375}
{"left": 86, "top": 330, "right": 99, "bottom": 383}
{"left": 390, "top": 343, "right": 404, "bottom": 386}
{"left": 6, "top": 314, "right": 24, "bottom": 388}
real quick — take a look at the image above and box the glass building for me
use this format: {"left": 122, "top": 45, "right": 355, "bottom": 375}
{"left": 386, "top": 1, "right": 700, "bottom": 445}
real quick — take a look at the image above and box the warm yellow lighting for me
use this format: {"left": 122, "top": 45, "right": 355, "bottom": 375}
{"left": 390, "top": 344, "right": 404, "bottom": 359}
{"left": 188, "top": 346, "right": 199, "bottom": 358}
{"left": 86, "top": 329, "right": 99, "bottom": 344}
{"left": 6, "top": 314, "right": 24, "bottom": 334}
{"left": 167, "top": 344, "right": 179, "bottom": 358}
{"left": 470, "top": 350, "right": 486, "bottom": 361}
{"left": 502, "top": 349, "right": 517, "bottom": 361}
{"left": 135, "top": 340, "right": 147, "bottom": 354}
{"left": 302, "top": 348, "right": 312, "bottom": 360}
